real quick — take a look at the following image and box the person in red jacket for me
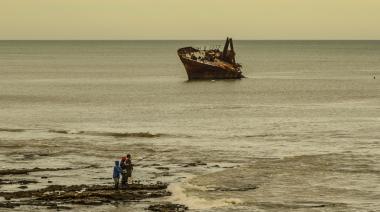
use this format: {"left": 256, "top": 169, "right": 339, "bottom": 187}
{"left": 120, "top": 156, "right": 127, "bottom": 188}
{"left": 120, "top": 154, "right": 133, "bottom": 188}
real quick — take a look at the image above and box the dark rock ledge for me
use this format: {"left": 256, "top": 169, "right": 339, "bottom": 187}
{"left": 147, "top": 203, "right": 188, "bottom": 212}
{"left": 0, "top": 183, "right": 186, "bottom": 211}
{"left": 0, "top": 166, "right": 104, "bottom": 176}
{"left": 0, "top": 167, "right": 73, "bottom": 176}
{"left": 0, "top": 179, "right": 38, "bottom": 185}
{"left": 0, "top": 167, "right": 188, "bottom": 211}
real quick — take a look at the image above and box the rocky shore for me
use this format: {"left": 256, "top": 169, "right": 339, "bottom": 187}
{"left": 0, "top": 168, "right": 187, "bottom": 211}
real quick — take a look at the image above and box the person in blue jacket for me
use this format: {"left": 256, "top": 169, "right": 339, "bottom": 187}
{"left": 113, "top": 160, "right": 122, "bottom": 189}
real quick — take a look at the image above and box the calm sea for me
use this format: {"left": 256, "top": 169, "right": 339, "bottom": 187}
{"left": 0, "top": 41, "right": 379, "bottom": 211}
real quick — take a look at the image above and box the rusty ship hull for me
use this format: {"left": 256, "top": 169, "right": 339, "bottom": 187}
{"left": 178, "top": 38, "right": 244, "bottom": 80}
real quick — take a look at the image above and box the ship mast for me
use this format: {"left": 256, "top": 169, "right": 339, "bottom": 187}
{"left": 222, "top": 37, "right": 230, "bottom": 59}
{"left": 222, "top": 37, "right": 236, "bottom": 64}
{"left": 229, "top": 38, "right": 236, "bottom": 64}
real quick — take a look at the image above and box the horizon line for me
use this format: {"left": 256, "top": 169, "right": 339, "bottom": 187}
{"left": 1, "top": 39, "right": 380, "bottom": 41}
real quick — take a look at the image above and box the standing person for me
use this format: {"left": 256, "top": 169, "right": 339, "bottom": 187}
{"left": 120, "top": 156, "right": 127, "bottom": 188}
{"left": 125, "top": 154, "right": 133, "bottom": 185}
{"left": 112, "top": 161, "right": 121, "bottom": 189}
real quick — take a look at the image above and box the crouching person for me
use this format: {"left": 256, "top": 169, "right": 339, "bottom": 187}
{"left": 113, "top": 160, "right": 121, "bottom": 189}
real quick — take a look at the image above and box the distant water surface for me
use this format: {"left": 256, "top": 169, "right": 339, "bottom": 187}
{"left": 0, "top": 41, "right": 379, "bottom": 211}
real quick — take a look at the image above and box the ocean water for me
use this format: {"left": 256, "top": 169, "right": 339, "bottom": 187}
{"left": 0, "top": 40, "right": 379, "bottom": 211}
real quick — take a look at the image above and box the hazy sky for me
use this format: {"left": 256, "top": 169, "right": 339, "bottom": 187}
{"left": 1, "top": 0, "right": 380, "bottom": 40}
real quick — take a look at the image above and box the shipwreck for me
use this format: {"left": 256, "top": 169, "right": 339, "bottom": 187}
{"left": 178, "top": 37, "right": 244, "bottom": 80}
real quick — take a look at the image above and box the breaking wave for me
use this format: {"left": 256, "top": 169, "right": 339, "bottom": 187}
{"left": 48, "top": 130, "right": 163, "bottom": 138}
{"left": 0, "top": 128, "right": 25, "bottom": 132}
{"left": 1, "top": 127, "right": 193, "bottom": 139}
{"left": 167, "top": 181, "right": 242, "bottom": 210}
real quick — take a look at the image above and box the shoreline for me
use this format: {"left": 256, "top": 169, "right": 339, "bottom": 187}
{"left": 0, "top": 167, "right": 187, "bottom": 211}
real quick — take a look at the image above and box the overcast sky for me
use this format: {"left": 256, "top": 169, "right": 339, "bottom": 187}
{"left": 1, "top": 0, "right": 380, "bottom": 40}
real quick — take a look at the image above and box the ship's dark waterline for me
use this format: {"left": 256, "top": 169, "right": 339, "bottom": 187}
{"left": 0, "top": 41, "right": 379, "bottom": 211}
